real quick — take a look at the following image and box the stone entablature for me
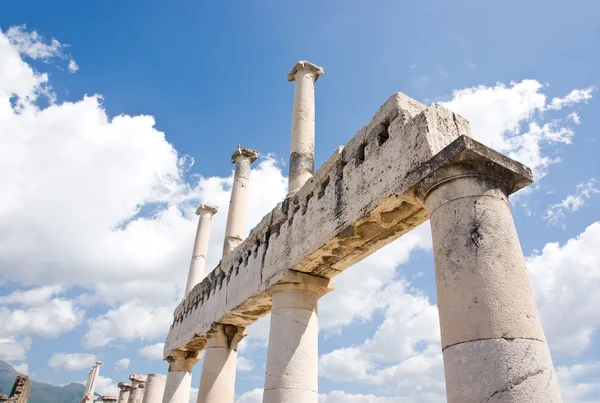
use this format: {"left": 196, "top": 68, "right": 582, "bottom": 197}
{"left": 162, "top": 92, "right": 502, "bottom": 357}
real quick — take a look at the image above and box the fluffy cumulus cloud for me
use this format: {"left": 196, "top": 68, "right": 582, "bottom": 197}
{"left": 528, "top": 221, "right": 600, "bottom": 357}
{"left": 48, "top": 353, "right": 97, "bottom": 371}
{"left": 0, "top": 337, "right": 31, "bottom": 362}
{"left": 91, "top": 375, "right": 119, "bottom": 397}
{"left": 138, "top": 343, "right": 165, "bottom": 361}
{"left": 443, "top": 80, "right": 594, "bottom": 178}
{"left": 557, "top": 362, "right": 600, "bottom": 403}
{"left": 0, "top": 286, "right": 83, "bottom": 340}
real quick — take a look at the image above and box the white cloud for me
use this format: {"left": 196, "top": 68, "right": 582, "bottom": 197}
{"left": 569, "top": 112, "right": 581, "bottom": 124}
{"left": 5, "top": 25, "right": 65, "bottom": 61}
{"left": 0, "top": 294, "right": 83, "bottom": 338}
{"left": 528, "top": 221, "right": 600, "bottom": 356}
{"left": 48, "top": 352, "right": 97, "bottom": 371}
{"left": 0, "top": 337, "right": 31, "bottom": 361}
{"left": 0, "top": 285, "right": 64, "bottom": 306}
{"left": 4, "top": 25, "right": 77, "bottom": 79}
{"left": 547, "top": 87, "right": 595, "bottom": 110}
{"left": 557, "top": 362, "right": 600, "bottom": 403}
{"left": 84, "top": 301, "right": 172, "bottom": 348}
{"left": 12, "top": 362, "right": 29, "bottom": 374}
{"left": 92, "top": 375, "right": 119, "bottom": 397}
{"left": 443, "top": 80, "right": 593, "bottom": 178}
{"left": 544, "top": 179, "right": 599, "bottom": 225}
{"left": 138, "top": 342, "right": 165, "bottom": 361}
{"left": 236, "top": 356, "right": 254, "bottom": 372}
{"left": 235, "top": 389, "right": 263, "bottom": 403}
{"left": 68, "top": 59, "right": 79, "bottom": 73}
{"left": 115, "top": 358, "right": 130, "bottom": 370}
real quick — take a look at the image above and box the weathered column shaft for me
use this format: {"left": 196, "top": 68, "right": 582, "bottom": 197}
{"left": 222, "top": 145, "right": 258, "bottom": 256}
{"left": 185, "top": 204, "right": 218, "bottom": 296}
{"left": 127, "top": 375, "right": 146, "bottom": 403}
{"left": 141, "top": 374, "right": 166, "bottom": 403}
{"left": 196, "top": 324, "right": 246, "bottom": 403}
{"left": 263, "top": 272, "right": 333, "bottom": 403}
{"left": 88, "top": 361, "right": 102, "bottom": 396}
{"left": 117, "top": 383, "right": 131, "bottom": 403}
{"left": 84, "top": 370, "right": 93, "bottom": 396}
{"left": 286, "top": 61, "right": 323, "bottom": 198}
{"left": 419, "top": 163, "right": 562, "bottom": 403}
{"left": 162, "top": 351, "right": 201, "bottom": 403}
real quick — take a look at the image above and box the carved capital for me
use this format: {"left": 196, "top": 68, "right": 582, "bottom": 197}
{"left": 287, "top": 60, "right": 324, "bottom": 82}
{"left": 231, "top": 145, "right": 259, "bottom": 164}
{"left": 196, "top": 203, "right": 218, "bottom": 216}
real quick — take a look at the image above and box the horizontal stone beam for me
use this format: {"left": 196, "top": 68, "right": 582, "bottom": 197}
{"left": 164, "top": 92, "right": 532, "bottom": 357}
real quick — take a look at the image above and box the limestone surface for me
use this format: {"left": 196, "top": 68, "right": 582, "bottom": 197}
{"left": 165, "top": 92, "right": 474, "bottom": 356}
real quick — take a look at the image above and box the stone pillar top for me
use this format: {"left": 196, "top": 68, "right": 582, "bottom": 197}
{"left": 95, "top": 361, "right": 103, "bottom": 365}
{"left": 128, "top": 374, "right": 147, "bottom": 383}
{"left": 230, "top": 144, "right": 259, "bottom": 164}
{"left": 101, "top": 397, "right": 117, "bottom": 402}
{"left": 196, "top": 203, "right": 218, "bottom": 216}
{"left": 117, "top": 382, "right": 131, "bottom": 390}
{"left": 287, "top": 60, "right": 324, "bottom": 82}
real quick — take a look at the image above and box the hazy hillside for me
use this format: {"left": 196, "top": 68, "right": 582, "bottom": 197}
{"left": 0, "top": 361, "right": 89, "bottom": 403}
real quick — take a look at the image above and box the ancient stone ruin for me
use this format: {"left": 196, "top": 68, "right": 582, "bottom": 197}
{"left": 0, "top": 375, "right": 30, "bottom": 403}
{"left": 105, "top": 60, "right": 564, "bottom": 403}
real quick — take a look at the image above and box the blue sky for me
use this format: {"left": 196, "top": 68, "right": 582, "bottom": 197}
{"left": 0, "top": 1, "right": 599, "bottom": 402}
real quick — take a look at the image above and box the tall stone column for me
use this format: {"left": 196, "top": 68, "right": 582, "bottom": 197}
{"left": 185, "top": 204, "right": 218, "bottom": 296}
{"left": 141, "top": 374, "right": 166, "bottom": 403}
{"left": 117, "top": 383, "right": 131, "bottom": 403}
{"left": 222, "top": 145, "right": 258, "bottom": 256}
{"left": 286, "top": 61, "right": 324, "bottom": 198}
{"left": 127, "top": 375, "right": 146, "bottom": 403}
{"left": 88, "top": 361, "right": 102, "bottom": 397}
{"left": 263, "top": 272, "right": 334, "bottom": 403}
{"left": 84, "top": 369, "right": 93, "bottom": 396}
{"left": 196, "top": 324, "right": 247, "bottom": 403}
{"left": 416, "top": 161, "right": 562, "bottom": 403}
{"left": 162, "top": 351, "right": 201, "bottom": 403}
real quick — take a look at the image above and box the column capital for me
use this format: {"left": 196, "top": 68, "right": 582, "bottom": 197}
{"left": 231, "top": 144, "right": 259, "bottom": 164}
{"left": 270, "top": 271, "right": 334, "bottom": 298}
{"left": 206, "top": 323, "right": 247, "bottom": 350}
{"left": 128, "top": 374, "right": 147, "bottom": 383}
{"left": 166, "top": 349, "right": 202, "bottom": 372}
{"left": 287, "top": 60, "right": 324, "bottom": 82}
{"left": 117, "top": 382, "right": 131, "bottom": 391}
{"left": 414, "top": 136, "right": 533, "bottom": 206}
{"left": 196, "top": 203, "right": 218, "bottom": 216}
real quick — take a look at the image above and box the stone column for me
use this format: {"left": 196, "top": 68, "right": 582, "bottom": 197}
{"left": 127, "top": 375, "right": 146, "bottom": 403}
{"left": 117, "top": 383, "right": 131, "bottom": 403}
{"left": 88, "top": 361, "right": 102, "bottom": 397}
{"left": 222, "top": 145, "right": 258, "bottom": 256}
{"left": 141, "top": 374, "right": 166, "bottom": 403}
{"left": 185, "top": 204, "right": 218, "bottom": 296}
{"left": 417, "top": 161, "right": 562, "bottom": 403}
{"left": 84, "top": 369, "right": 93, "bottom": 396}
{"left": 263, "top": 272, "right": 334, "bottom": 403}
{"left": 286, "top": 61, "right": 324, "bottom": 198}
{"left": 196, "top": 324, "right": 247, "bottom": 403}
{"left": 162, "top": 351, "right": 201, "bottom": 403}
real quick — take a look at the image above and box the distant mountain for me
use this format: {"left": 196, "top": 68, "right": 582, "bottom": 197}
{"left": 0, "top": 360, "right": 90, "bottom": 403}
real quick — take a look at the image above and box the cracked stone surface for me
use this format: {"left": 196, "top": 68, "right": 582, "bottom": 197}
{"left": 443, "top": 338, "right": 562, "bottom": 403}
